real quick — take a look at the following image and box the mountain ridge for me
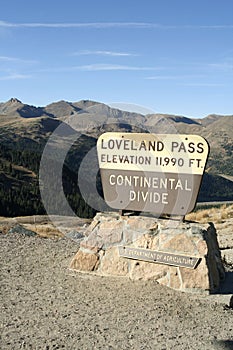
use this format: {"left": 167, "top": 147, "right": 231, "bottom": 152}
{"left": 0, "top": 97, "right": 232, "bottom": 176}
{"left": 0, "top": 97, "right": 232, "bottom": 217}
{"left": 1, "top": 97, "right": 231, "bottom": 122}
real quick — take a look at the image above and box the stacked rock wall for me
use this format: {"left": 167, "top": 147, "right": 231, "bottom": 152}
{"left": 69, "top": 212, "right": 225, "bottom": 293}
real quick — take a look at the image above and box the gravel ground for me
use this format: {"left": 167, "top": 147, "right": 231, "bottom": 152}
{"left": 0, "top": 232, "right": 233, "bottom": 350}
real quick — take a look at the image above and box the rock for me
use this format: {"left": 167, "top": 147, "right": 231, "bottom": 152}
{"left": 100, "top": 247, "right": 128, "bottom": 276}
{"left": 179, "top": 261, "right": 210, "bottom": 290}
{"left": 65, "top": 230, "right": 85, "bottom": 242}
{"left": 8, "top": 224, "right": 37, "bottom": 236}
{"left": 69, "top": 250, "right": 99, "bottom": 272}
{"left": 80, "top": 214, "right": 124, "bottom": 251}
{"left": 69, "top": 213, "right": 225, "bottom": 293}
{"left": 161, "top": 233, "right": 198, "bottom": 254}
{"left": 222, "top": 249, "right": 233, "bottom": 269}
{"left": 129, "top": 259, "right": 168, "bottom": 281}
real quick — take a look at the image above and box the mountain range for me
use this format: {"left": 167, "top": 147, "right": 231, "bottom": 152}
{"left": 0, "top": 97, "right": 232, "bottom": 217}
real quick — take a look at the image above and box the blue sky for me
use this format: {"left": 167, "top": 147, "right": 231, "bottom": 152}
{"left": 0, "top": 0, "right": 233, "bottom": 118}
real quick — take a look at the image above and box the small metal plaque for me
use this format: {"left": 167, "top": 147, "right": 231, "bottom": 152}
{"left": 118, "top": 246, "right": 200, "bottom": 269}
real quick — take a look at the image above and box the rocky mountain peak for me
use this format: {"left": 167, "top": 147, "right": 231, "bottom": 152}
{"left": 8, "top": 98, "right": 22, "bottom": 104}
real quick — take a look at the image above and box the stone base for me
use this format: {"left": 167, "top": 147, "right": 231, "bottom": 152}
{"left": 69, "top": 212, "right": 225, "bottom": 293}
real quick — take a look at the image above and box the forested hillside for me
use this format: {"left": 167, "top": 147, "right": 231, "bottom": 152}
{"left": 0, "top": 133, "right": 96, "bottom": 218}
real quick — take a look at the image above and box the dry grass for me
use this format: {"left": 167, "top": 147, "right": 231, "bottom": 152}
{"left": 24, "top": 224, "right": 64, "bottom": 239}
{"left": 186, "top": 204, "right": 233, "bottom": 224}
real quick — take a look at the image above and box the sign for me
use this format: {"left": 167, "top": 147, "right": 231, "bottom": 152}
{"left": 97, "top": 133, "right": 209, "bottom": 215}
{"left": 118, "top": 246, "right": 200, "bottom": 269}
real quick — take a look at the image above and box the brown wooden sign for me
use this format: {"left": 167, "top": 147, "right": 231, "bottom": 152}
{"left": 118, "top": 246, "right": 200, "bottom": 269}
{"left": 97, "top": 133, "right": 209, "bottom": 215}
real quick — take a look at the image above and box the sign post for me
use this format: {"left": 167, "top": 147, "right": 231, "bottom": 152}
{"left": 97, "top": 132, "right": 209, "bottom": 216}
{"left": 70, "top": 133, "right": 224, "bottom": 293}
